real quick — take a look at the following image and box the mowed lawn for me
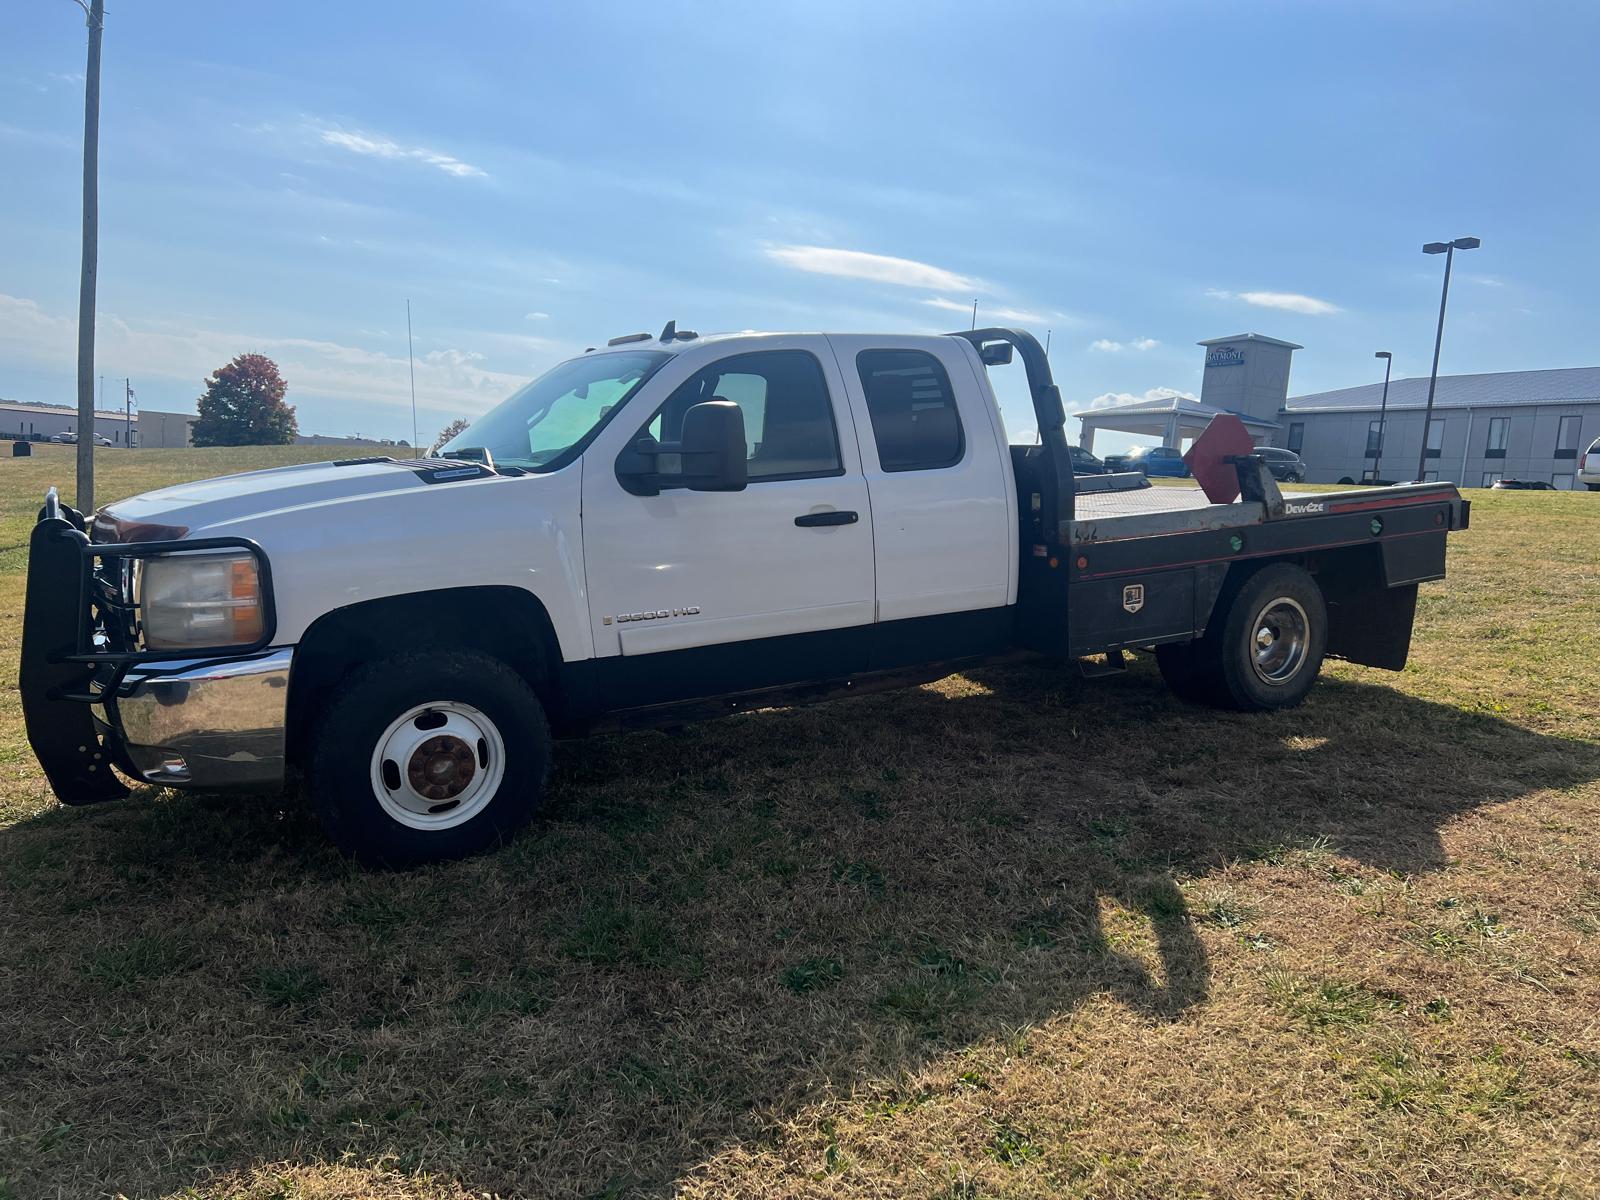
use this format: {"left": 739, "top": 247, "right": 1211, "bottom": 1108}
{"left": 0, "top": 444, "right": 1597, "bottom": 1199}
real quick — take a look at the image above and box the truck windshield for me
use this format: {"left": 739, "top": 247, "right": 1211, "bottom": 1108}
{"left": 439, "top": 350, "right": 671, "bottom": 472}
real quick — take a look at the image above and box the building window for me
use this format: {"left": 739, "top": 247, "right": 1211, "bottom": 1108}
{"left": 1555, "top": 416, "right": 1582, "bottom": 459}
{"left": 1423, "top": 471, "right": 1440, "bottom": 482}
{"left": 1485, "top": 417, "right": 1509, "bottom": 458}
{"left": 1418, "top": 420, "right": 1444, "bottom": 458}
{"left": 1481, "top": 471, "right": 1503, "bottom": 487}
{"left": 1286, "top": 423, "right": 1304, "bottom": 453}
{"left": 1364, "top": 420, "right": 1383, "bottom": 458}
{"left": 1553, "top": 473, "right": 1575, "bottom": 491}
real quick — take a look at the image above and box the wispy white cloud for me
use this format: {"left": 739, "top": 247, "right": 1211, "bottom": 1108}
{"left": 767, "top": 245, "right": 976, "bottom": 291}
{"left": 319, "top": 127, "right": 487, "bottom": 178}
{"left": 1085, "top": 386, "right": 1196, "bottom": 411}
{"left": 0, "top": 293, "right": 526, "bottom": 415}
{"left": 921, "top": 297, "right": 1048, "bottom": 324}
{"left": 525, "top": 312, "right": 549, "bottom": 320}
{"left": 1208, "top": 288, "right": 1341, "bottom": 315}
{"left": 1088, "top": 337, "right": 1159, "bottom": 353}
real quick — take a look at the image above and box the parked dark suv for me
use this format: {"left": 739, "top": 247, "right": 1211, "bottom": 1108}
{"left": 1069, "top": 445, "right": 1109, "bottom": 475}
{"left": 1257, "top": 447, "right": 1307, "bottom": 483}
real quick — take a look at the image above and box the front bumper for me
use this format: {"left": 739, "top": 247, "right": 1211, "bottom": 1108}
{"left": 21, "top": 498, "right": 285, "bottom": 802}
{"left": 107, "top": 649, "right": 293, "bottom": 790}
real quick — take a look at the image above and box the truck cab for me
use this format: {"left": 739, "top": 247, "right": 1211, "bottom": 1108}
{"left": 22, "top": 326, "right": 1469, "bottom": 868}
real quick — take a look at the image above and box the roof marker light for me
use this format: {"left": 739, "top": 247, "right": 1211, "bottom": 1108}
{"left": 607, "top": 333, "right": 651, "bottom": 346}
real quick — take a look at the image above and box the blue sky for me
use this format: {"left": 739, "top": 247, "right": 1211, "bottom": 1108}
{"left": 3, "top": 1, "right": 1597, "bottom": 454}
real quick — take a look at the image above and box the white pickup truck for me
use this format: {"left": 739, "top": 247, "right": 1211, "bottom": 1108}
{"left": 22, "top": 326, "right": 1469, "bottom": 867}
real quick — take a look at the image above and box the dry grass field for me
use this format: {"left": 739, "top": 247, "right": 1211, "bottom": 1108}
{"left": 0, "top": 444, "right": 1596, "bottom": 1199}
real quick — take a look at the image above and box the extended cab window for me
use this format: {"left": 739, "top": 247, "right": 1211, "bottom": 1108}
{"left": 856, "top": 350, "right": 964, "bottom": 471}
{"left": 644, "top": 350, "right": 842, "bottom": 484}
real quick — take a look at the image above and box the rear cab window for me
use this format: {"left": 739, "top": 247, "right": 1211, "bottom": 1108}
{"left": 855, "top": 349, "right": 965, "bottom": 472}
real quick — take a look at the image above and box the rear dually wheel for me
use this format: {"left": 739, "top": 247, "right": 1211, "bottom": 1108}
{"left": 1158, "top": 563, "right": 1327, "bottom": 713}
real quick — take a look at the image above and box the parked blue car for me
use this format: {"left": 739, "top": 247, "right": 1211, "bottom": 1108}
{"left": 1102, "top": 445, "right": 1191, "bottom": 478}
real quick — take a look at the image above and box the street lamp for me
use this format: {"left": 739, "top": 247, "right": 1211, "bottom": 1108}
{"left": 1416, "top": 236, "right": 1480, "bottom": 483}
{"left": 1372, "top": 351, "right": 1392, "bottom": 483}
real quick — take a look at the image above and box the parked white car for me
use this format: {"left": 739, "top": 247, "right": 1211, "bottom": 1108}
{"left": 1580, "top": 437, "right": 1600, "bottom": 490}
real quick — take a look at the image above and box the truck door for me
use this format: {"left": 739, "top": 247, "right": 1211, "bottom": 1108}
{"left": 581, "top": 338, "right": 876, "bottom": 709}
{"left": 826, "top": 335, "right": 1015, "bottom": 666}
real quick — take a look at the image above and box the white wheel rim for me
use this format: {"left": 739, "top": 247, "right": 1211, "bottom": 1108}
{"left": 369, "top": 701, "right": 507, "bottom": 831}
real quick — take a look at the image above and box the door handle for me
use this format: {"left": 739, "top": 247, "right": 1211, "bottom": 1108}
{"left": 794, "top": 510, "right": 859, "bottom": 527}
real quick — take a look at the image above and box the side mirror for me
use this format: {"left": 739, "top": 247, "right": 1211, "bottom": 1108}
{"left": 616, "top": 400, "right": 748, "bottom": 496}
{"left": 979, "top": 342, "right": 1014, "bottom": 366}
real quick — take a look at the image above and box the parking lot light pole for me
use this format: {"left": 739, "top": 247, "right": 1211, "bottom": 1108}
{"left": 1372, "top": 351, "right": 1392, "bottom": 483}
{"left": 1417, "top": 237, "right": 1480, "bottom": 483}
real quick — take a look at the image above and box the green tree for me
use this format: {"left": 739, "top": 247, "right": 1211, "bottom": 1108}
{"left": 430, "top": 417, "right": 471, "bottom": 455}
{"left": 191, "top": 354, "right": 298, "bottom": 446}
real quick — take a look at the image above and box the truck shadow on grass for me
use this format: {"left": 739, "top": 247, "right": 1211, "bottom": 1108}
{"left": 1, "top": 655, "right": 1595, "bottom": 1198}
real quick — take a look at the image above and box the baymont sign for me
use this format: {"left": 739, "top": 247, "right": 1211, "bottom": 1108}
{"left": 1205, "top": 347, "right": 1245, "bottom": 368}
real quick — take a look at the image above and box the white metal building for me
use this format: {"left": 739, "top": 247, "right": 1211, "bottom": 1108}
{"left": 1281, "top": 367, "right": 1600, "bottom": 488}
{"left": 1076, "top": 332, "right": 1598, "bottom": 489}
{"left": 1075, "top": 333, "right": 1301, "bottom": 456}
{"left": 0, "top": 400, "right": 139, "bottom": 445}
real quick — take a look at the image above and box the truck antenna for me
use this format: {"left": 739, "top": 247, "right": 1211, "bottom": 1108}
{"left": 970, "top": 300, "right": 977, "bottom": 330}
{"left": 407, "top": 300, "right": 419, "bottom": 459}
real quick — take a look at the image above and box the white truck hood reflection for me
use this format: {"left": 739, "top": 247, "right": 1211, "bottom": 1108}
{"left": 95, "top": 459, "right": 458, "bottom": 538}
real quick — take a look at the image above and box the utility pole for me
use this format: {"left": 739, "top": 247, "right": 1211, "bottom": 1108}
{"left": 124, "top": 378, "right": 133, "bottom": 448}
{"left": 73, "top": 0, "right": 106, "bottom": 514}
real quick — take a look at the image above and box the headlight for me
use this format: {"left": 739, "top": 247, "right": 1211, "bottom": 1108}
{"left": 137, "top": 552, "right": 265, "bottom": 651}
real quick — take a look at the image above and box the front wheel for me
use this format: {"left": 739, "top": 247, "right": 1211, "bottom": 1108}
{"left": 307, "top": 649, "right": 551, "bottom": 869}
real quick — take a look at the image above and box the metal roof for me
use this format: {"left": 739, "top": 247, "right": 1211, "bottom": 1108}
{"left": 1285, "top": 365, "right": 1600, "bottom": 414}
{"left": 1074, "top": 395, "right": 1280, "bottom": 427}
{"left": 1197, "top": 332, "right": 1304, "bottom": 350}
{"left": 0, "top": 400, "right": 135, "bottom": 420}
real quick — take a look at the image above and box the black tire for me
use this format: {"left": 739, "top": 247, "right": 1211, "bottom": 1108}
{"left": 1212, "top": 564, "right": 1326, "bottom": 712}
{"left": 1158, "top": 564, "right": 1326, "bottom": 712}
{"left": 307, "top": 649, "right": 550, "bottom": 869}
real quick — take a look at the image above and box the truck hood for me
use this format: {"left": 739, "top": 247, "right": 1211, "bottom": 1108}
{"left": 91, "top": 457, "right": 493, "bottom": 542}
